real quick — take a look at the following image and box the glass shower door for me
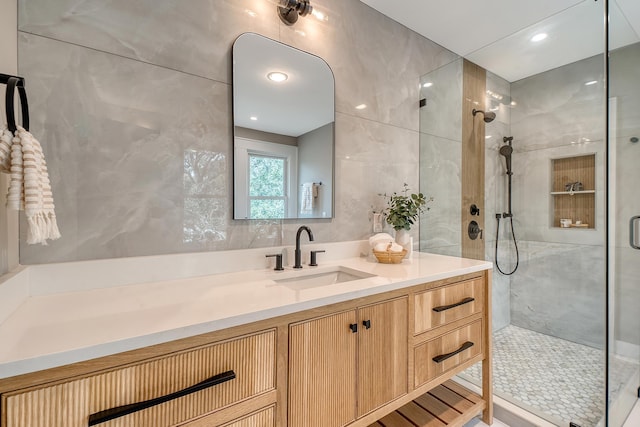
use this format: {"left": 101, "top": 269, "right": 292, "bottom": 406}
{"left": 607, "top": 12, "right": 640, "bottom": 423}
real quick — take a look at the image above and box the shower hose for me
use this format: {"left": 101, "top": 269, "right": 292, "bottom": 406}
{"left": 495, "top": 215, "right": 519, "bottom": 275}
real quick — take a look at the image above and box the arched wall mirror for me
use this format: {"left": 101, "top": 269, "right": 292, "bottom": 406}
{"left": 232, "top": 33, "right": 335, "bottom": 220}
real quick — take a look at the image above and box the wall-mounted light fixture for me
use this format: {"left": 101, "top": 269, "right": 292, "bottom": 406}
{"left": 278, "top": 0, "right": 313, "bottom": 26}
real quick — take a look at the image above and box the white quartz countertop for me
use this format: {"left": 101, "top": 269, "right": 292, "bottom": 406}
{"left": 0, "top": 252, "right": 491, "bottom": 379}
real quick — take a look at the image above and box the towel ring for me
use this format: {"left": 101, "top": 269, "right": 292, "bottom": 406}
{"left": 4, "top": 76, "right": 29, "bottom": 133}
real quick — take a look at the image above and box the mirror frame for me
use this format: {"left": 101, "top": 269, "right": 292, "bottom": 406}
{"left": 232, "top": 32, "right": 335, "bottom": 220}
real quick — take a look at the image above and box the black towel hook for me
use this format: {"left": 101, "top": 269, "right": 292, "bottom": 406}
{"left": 1, "top": 73, "right": 29, "bottom": 133}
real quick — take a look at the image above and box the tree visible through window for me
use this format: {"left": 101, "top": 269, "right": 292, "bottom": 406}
{"left": 249, "top": 154, "right": 287, "bottom": 218}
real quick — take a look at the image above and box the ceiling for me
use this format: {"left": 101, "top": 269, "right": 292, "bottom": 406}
{"left": 360, "top": 0, "right": 640, "bottom": 82}
{"left": 234, "top": 33, "right": 334, "bottom": 137}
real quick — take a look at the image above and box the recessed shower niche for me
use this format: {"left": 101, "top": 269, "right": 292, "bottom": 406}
{"left": 550, "top": 154, "right": 596, "bottom": 229}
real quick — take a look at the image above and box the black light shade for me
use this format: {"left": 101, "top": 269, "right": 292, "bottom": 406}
{"left": 278, "top": 0, "right": 313, "bottom": 26}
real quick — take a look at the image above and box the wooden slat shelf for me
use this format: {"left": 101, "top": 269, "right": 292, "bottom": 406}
{"left": 550, "top": 190, "right": 595, "bottom": 195}
{"left": 368, "top": 380, "right": 484, "bottom": 427}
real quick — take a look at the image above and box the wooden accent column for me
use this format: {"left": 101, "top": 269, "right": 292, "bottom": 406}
{"left": 461, "top": 59, "right": 486, "bottom": 260}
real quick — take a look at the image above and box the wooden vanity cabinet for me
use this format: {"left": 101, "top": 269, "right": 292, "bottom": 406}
{"left": 2, "top": 330, "right": 277, "bottom": 427}
{"left": 288, "top": 297, "right": 408, "bottom": 427}
{"left": 370, "top": 272, "right": 492, "bottom": 427}
{"left": 0, "top": 270, "right": 491, "bottom": 427}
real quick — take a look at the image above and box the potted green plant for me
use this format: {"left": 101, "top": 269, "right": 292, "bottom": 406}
{"left": 380, "top": 183, "right": 432, "bottom": 231}
{"left": 380, "top": 184, "right": 433, "bottom": 257}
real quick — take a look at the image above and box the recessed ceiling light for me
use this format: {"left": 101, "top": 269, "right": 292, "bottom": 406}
{"left": 531, "top": 33, "right": 548, "bottom": 42}
{"left": 585, "top": 80, "right": 598, "bottom": 86}
{"left": 510, "top": 101, "right": 517, "bottom": 106}
{"left": 355, "top": 104, "right": 367, "bottom": 110}
{"left": 250, "top": 116, "right": 258, "bottom": 121}
{"left": 267, "top": 72, "right": 288, "bottom": 82}
{"left": 486, "top": 135, "right": 492, "bottom": 139}
{"left": 422, "top": 82, "right": 433, "bottom": 88}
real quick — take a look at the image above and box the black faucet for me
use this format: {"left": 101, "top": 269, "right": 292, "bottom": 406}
{"left": 294, "top": 225, "right": 314, "bottom": 268}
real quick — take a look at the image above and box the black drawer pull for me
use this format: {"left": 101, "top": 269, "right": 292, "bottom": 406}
{"left": 363, "top": 320, "right": 371, "bottom": 329}
{"left": 432, "top": 341, "right": 474, "bottom": 364}
{"left": 349, "top": 323, "right": 358, "bottom": 333}
{"left": 88, "top": 370, "right": 236, "bottom": 426}
{"left": 432, "top": 297, "right": 475, "bottom": 313}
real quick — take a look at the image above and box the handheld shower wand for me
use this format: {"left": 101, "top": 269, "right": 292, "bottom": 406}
{"left": 500, "top": 136, "right": 514, "bottom": 216}
{"left": 495, "top": 136, "right": 519, "bottom": 275}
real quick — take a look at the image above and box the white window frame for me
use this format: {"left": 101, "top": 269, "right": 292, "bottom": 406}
{"left": 234, "top": 137, "right": 298, "bottom": 219}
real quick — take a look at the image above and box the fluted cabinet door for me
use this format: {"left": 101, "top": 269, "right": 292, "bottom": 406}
{"left": 288, "top": 310, "right": 357, "bottom": 427}
{"left": 357, "top": 297, "right": 408, "bottom": 417}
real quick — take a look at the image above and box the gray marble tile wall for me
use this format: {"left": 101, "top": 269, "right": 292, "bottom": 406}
{"left": 16, "top": 0, "right": 458, "bottom": 263}
{"left": 510, "top": 241, "right": 605, "bottom": 349}
{"left": 509, "top": 55, "right": 606, "bottom": 348}
{"left": 610, "top": 42, "right": 640, "bottom": 349}
{"left": 0, "top": 0, "right": 18, "bottom": 276}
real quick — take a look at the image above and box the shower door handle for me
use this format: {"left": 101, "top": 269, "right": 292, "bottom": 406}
{"left": 630, "top": 215, "right": 640, "bottom": 250}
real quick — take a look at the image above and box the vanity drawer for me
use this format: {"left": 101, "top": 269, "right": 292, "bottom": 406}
{"left": 413, "top": 320, "right": 482, "bottom": 387}
{"left": 414, "top": 277, "right": 484, "bottom": 334}
{"left": 4, "top": 330, "right": 276, "bottom": 427}
{"left": 181, "top": 405, "right": 275, "bottom": 427}
{"left": 219, "top": 406, "right": 275, "bottom": 427}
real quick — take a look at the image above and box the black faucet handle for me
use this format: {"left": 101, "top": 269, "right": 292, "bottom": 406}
{"left": 266, "top": 254, "right": 284, "bottom": 271}
{"left": 309, "top": 250, "right": 325, "bottom": 267}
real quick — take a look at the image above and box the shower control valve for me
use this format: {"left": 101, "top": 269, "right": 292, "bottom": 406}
{"left": 470, "top": 204, "right": 480, "bottom": 216}
{"left": 468, "top": 221, "right": 483, "bottom": 240}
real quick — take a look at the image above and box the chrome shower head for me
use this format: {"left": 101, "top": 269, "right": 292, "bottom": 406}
{"left": 472, "top": 109, "right": 496, "bottom": 123}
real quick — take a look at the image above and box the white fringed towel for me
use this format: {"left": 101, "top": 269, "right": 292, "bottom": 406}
{"left": 0, "top": 125, "right": 60, "bottom": 245}
{"left": 0, "top": 126, "right": 12, "bottom": 171}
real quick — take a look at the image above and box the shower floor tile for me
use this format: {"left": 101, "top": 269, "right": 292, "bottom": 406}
{"left": 461, "top": 325, "right": 638, "bottom": 427}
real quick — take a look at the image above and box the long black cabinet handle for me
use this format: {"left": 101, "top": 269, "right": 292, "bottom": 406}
{"left": 432, "top": 341, "right": 474, "bottom": 364}
{"left": 432, "top": 297, "right": 475, "bottom": 313}
{"left": 88, "top": 370, "right": 236, "bottom": 426}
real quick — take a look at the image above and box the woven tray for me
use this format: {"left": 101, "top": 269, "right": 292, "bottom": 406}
{"left": 372, "top": 249, "right": 407, "bottom": 264}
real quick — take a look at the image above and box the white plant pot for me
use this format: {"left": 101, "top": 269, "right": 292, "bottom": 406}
{"left": 394, "top": 229, "right": 413, "bottom": 259}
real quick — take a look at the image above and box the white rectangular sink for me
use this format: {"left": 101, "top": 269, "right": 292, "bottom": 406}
{"left": 273, "top": 266, "right": 376, "bottom": 289}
